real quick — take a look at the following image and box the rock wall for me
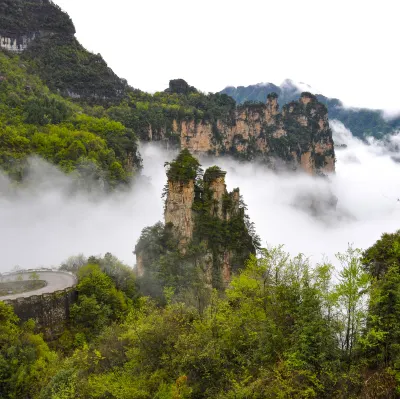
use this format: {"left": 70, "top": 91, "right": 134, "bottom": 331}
{"left": 4, "top": 287, "right": 77, "bottom": 339}
{"left": 1, "top": 269, "right": 77, "bottom": 339}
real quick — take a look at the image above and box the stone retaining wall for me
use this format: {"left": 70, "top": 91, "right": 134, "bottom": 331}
{"left": 2, "top": 269, "right": 77, "bottom": 339}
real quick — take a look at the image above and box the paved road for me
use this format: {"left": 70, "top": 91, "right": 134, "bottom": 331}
{"left": 0, "top": 271, "right": 76, "bottom": 301}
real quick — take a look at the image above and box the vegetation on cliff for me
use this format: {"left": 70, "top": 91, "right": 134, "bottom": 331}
{"left": 165, "top": 148, "right": 202, "bottom": 184}
{"left": 2, "top": 231, "right": 400, "bottom": 398}
{"left": 0, "top": 0, "right": 129, "bottom": 102}
{"left": 0, "top": 51, "right": 141, "bottom": 187}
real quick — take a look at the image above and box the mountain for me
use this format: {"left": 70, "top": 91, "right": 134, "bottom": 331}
{"left": 0, "top": 0, "right": 129, "bottom": 103}
{"left": 220, "top": 79, "right": 400, "bottom": 139}
{"left": 0, "top": 0, "right": 335, "bottom": 185}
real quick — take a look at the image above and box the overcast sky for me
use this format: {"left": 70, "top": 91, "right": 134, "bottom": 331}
{"left": 53, "top": 0, "right": 399, "bottom": 112}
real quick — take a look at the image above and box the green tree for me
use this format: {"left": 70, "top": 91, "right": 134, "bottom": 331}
{"left": 359, "top": 230, "right": 400, "bottom": 395}
{"left": 334, "top": 246, "right": 370, "bottom": 364}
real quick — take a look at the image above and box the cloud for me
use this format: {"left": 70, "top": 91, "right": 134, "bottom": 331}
{"left": 1, "top": 124, "right": 399, "bottom": 273}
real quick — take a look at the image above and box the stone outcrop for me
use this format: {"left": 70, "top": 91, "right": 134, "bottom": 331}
{"left": 164, "top": 166, "right": 244, "bottom": 285}
{"left": 135, "top": 150, "right": 256, "bottom": 287}
{"left": 4, "top": 288, "right": 77, "bottom": 339}
{"left": 164, "top": 79, "right": 197, "bottom": 95}
{"left": 145, "top": 92, "right": 335, "bottom": 175}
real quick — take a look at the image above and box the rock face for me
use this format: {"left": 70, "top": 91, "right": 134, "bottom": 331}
{"left": 145, "top": 91, "right": 335, "bottom": 175}
{"left": 162, "top": 166, "right": 245, "bottom": 286}
{"left": 164, "top": 179, "right": 195, "bottom": 249}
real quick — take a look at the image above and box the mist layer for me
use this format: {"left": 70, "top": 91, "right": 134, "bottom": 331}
{"left": 0, "top": 122, "right": 399, "bottom": 272}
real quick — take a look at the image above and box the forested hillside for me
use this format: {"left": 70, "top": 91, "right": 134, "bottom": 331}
{"left": 0, "top": 52, "right": 141, "bottom": 187}
{"left": 2, "top": 231, "right": 400, "bottom": 398}
{"left": 221, "top": 81, "right": 400, "bottom": 139}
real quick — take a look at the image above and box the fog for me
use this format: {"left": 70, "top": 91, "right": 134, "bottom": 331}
{"left": 1, "top": 122, "right": 399, "bottom": 272}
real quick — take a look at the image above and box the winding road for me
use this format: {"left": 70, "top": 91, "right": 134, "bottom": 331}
{"left": 0, "top": 270, "right": 76, "bottom": 301}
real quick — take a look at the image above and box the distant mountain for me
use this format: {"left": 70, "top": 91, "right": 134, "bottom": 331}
{"left": 220, "top": 80, "right": 400, "bottom": 139}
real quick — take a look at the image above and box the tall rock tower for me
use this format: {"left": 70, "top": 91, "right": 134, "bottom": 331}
{"left": 135, "top": 150, "right": 258, "bottom": 288}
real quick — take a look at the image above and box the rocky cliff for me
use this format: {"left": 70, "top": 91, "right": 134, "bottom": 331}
{"left": 135, "top": 150, "right": 258, "bottom": 291}
{"left": 143, "top": 82, "right": 335, "bottom": 175}
{"left": 164, "top": 179, "right": 195, "bottom": 249}
{"left": 221, "top": 79, "right": 400, "bottom": 140}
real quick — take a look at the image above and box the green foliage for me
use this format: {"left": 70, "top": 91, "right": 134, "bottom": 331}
{"left": 334, "top": 246, "right": 370, "bottom": 364}
{"left": 0, "top": 302, "right": 58, "bottom": 399}
{"left": 20, "top": 246, "right": 381, "bottom": 398}
{"left": 70, "top": 264, "right": 130, "bottom": 341}
{"left": 362, "top": 230, "right": 400, "bottom": 278}
{"left": 165, "top": 148, "right": 202, "bottom": 183}
{"left": 360, "top": 231, "right": 400, "bottom": 388}
{"left": 5, "top": 238, "right": 400, "bottom": 398}
{"left": 0, "top": 51, "right": 141, "bottom": 187}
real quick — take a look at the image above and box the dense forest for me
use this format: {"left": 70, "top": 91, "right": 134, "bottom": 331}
{"left": 1, "top": 231, "right": 400, "bottom": 398}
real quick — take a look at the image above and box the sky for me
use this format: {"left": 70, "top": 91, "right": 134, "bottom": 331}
{"left": 53, "top": 0, "right": 400, "bottom": 112}
{"left": 1, "top": 123, "right": 399, "bottom": 272}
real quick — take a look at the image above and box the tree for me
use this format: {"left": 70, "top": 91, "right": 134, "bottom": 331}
{"left": 361, "top": 231, "right": 400, "bottom": 369}
{"left": 334, "top": 246, "right": 369, "bottom": 364}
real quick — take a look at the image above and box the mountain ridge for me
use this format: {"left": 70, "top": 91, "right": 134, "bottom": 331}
{"left": 220, "top": 79, "right": 400, "bottom": 139}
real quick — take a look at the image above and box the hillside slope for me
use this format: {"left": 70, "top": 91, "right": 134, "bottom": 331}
{"left": 0, "top": 51, "right": 141, "bottom": 187}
